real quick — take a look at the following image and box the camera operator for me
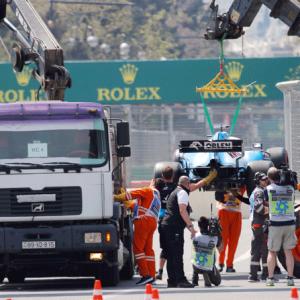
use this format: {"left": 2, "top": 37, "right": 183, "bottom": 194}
{"left": 248, "top": 172, "right": 269, "bottom": 282}
{"left": 191, "top": 216, "right": 222, "bottom": 287}
{"left": 266, "top": 167, "right": 297, "bottom": 287}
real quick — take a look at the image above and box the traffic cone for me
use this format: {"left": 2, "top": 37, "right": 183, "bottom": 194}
{"left": 92, "top": 279, "right": 103, "bottom": 300}
{"left": 291, "top": 287, "right": 299, "bottom": 299}
{"left": 144, "top": 283, "right": 152, "bottom": 300}
{"left": 152, "top": 288, "right": 159, "bottom": 300}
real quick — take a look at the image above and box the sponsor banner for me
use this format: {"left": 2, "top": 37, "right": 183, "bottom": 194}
{"left": 0, "top": 57, "right": 299, "bottom": 104}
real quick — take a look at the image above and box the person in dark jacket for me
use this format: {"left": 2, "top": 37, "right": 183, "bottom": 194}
{"left": 156, "top": 166, "right": 177, "bottom": 280}
{"left": 161, "top": 170, "right": 218, "bottom": 288}
{"left": 248, "top": 172, "right": 269, "bottom": 282}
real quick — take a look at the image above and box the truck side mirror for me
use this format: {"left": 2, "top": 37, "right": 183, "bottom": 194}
{"left": 117, "top": 122, "right": 130, "bottom": 146}
{"left": 117, "top": 146, "right": 131, "bottom": 157}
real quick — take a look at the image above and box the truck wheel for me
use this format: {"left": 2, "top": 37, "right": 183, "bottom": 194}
{"left": 101, "top": 265, "right": 120, "bottom": 287}
{"left": 7, "top": 271, "right": 25, "bottom": 284}
{"left": 246, "top": 160, "right": 274, "bottom": 196}
{"left": 153, "top": 162, "right": 182, "bottom": 182}
{"left": 120, "top": 247, "right": 134, "bottom": 280}
{"left": 0, "top": 273, "right": 5, "bottom": 283}
{"left": 266, "top": 147, "right": 289, "bottom": 169}
{"left": 120, "top": 217, "right": 134, "bottom": 280}
{"left": 95, "top": 251, "right": 120, "bottom": 286}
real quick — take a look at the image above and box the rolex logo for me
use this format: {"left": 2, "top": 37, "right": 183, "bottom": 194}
{"left": 119, "top": 64, "right": 138, "bottom": 85}
{"left": 225, "top": 61, "right": 244, "bottom": 82}
{"left": 15, "top": 66, "right": 32, "bottom": 86}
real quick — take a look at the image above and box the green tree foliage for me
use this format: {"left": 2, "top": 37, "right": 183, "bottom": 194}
{"left": 0, "top": 0, "right": 218, "bottom": 61}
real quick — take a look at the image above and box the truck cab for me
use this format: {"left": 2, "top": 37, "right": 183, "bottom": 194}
{"left": 0, "top": 101, "right": 133, "bottom": 285}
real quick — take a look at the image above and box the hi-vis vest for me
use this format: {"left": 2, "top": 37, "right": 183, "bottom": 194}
{"left": 191, "top": 233, "right": 217, "bottom": 271}
{"left": 132, "top": 189, "right": 161, "bottom": 221}
{"left": 267, "top": 183, "right": 295, "bottom": 222}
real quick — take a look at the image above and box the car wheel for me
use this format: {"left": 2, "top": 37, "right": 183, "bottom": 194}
{"left": 266, "top": 147, "right": 289, "bottom": 169}
{"left": 246, "top": 160, "right": 274, "bottom": 196}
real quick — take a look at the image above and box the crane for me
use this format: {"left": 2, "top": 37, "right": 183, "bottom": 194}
{"left": 0, "top": 0, "right": 71, "bottom": 100}
{"left": 205, "top": 0, "right": 300, "bottom": 41}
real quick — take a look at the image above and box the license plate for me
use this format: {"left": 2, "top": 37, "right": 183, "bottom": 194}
{"left": 22, "top": 241, "right": 56, "bottom": 249}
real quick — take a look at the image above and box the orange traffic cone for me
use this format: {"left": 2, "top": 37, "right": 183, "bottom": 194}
{"left": 152, "top": 288, "right": 159, "bottom": 300}
{"left": 92, "top": 279, "right": 103, "bottom": 300}
{"left": 291, "top": 287, "right": 299, "bottom": 299}
{"left": 144, "top": 283, "right": 152, "bottom": 300}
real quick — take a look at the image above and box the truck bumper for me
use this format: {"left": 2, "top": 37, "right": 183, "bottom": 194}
{"left": 0, "top": 223, "right": 120, "bottom": 276}
{"left": 0, "top": 223, "right": 119, "bottom": 253}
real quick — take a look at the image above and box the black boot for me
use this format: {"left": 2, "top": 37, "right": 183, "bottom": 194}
{"left": 219, "top": 264, "right": 224, "bottom": 272}
{"left": 155, "top": 269, "right": 163, "bottom": 280}
{"left": 203, "top": 272, "right": 212, "bottom": 287}
{"left": 192, "top": 272, "right": 199, "bottom": 286}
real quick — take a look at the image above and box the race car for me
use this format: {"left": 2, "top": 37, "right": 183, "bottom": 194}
{"left": 154, "top": 127, "right": 289, "bottom": 196}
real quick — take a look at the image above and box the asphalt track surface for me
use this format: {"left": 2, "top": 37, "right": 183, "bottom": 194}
{"left": 0, "top": 220, "right": 299, "bottom": 299}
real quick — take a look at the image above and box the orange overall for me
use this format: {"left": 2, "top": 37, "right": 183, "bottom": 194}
{"left": 217, "top": 190, "right": 243, "bottom": 268}
{"left": 124, "top": 188, "right": 160, "bottom": 278}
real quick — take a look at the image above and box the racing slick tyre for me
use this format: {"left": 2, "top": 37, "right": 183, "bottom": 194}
{"left": 277, "top": 208, "right": 300, "bottom": 278}
{"left": 246, "top": 160, "right": 274, "bottom": 196}
{"left": 120, "top": 217, "right": 134, "bottom": 280}
{"left": 266, "top": 147, "right": 289, "bottom": 169}
{"left": 154, "top": 161, "right": 182, "bottom": 182}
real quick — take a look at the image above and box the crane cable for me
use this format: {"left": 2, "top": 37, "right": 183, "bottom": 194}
{"left": 196, "top": 34, "right": 247, "bottom": 135}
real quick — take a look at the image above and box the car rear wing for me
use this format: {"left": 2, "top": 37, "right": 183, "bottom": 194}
{"left": 179, "top": 140, "right": 243, "bottom": 153}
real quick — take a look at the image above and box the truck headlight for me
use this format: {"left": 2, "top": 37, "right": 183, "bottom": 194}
{"left": 84, "top": 232, "right": 101, "bottom": 243}
{"left": 89, "top": 253, "right": 103, "bottom": 261}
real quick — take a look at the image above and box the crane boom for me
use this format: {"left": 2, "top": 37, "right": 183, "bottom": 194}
{"left": 205, "top": 0, "right": 300, "bottom": 40}
{"left": 0, "top": 0, "right": 71, "bottom": 100}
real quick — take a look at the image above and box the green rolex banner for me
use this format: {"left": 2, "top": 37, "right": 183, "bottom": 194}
{"left": 0, "top": 57, "right": 299, "bottom": 104}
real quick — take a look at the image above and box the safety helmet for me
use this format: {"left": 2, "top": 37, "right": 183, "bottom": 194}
{"left": 254, "top": 172, "right": 268, "bottom": 184}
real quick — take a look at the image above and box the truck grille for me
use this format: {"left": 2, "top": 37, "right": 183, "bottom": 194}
{"left": 0, "top": 187, "right": 82, "bottom": 216}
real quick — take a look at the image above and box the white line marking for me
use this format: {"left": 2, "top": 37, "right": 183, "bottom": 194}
{"left": 234, "top": 249, "right": 251, "bottom": 263}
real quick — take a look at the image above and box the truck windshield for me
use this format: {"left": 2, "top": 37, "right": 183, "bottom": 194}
{"left": 0, "top": 119, "right": 108, "bottom": 166}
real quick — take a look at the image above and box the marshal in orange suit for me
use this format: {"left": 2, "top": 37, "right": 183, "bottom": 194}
{"left": 114, "top": 178, "right": 165, "bottom": 286}
{"left": 215, "top": 187, "right": 246, "bottom": 273}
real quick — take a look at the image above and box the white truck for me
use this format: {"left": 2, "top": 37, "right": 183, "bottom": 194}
{"left": 0, "top": 0, "right": 133, "bottom": 286}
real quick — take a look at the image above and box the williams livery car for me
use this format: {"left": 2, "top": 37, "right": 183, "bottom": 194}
{"left": 154, "top": 128, "right": 300, "bottom": 278}
{"left": 154, "top": 128, "right": 289, "bottom": 196}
